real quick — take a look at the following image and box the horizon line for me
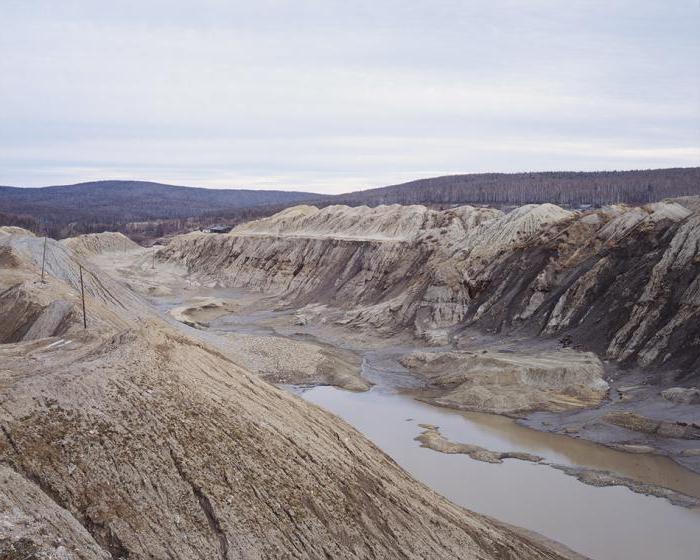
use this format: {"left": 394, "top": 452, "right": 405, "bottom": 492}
{"left": 4, "top": 165, "right": 699, "bottom": 195}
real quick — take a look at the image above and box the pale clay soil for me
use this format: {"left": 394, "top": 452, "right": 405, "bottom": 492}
{"left": 101, "top": 232, "right": 700, "bottom": 471}
{"left": 1, "top": 229, "right": 588, "bottom": 559}
{"left": 156, "top": 201, "right": 700, "bottom": 475}
{"left": 91, "top": 239, "right": 700, "bottom": 509}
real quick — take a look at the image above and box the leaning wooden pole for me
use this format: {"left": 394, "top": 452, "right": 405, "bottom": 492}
{"left": 79, "top": 265, "right": 87, "bottom": 329}
{"left": 41, "top": 237, "right": 47, "bottom": 283}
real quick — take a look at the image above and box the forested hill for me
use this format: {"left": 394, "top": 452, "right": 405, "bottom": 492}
{"left": 328, "top": 168, "right": 700, "bottom": 208}
{"left": 0, "top": 180, "right": 321, "bottom": 236}
{"left": 2, "top": 169, "right": 698, "bottom": 240}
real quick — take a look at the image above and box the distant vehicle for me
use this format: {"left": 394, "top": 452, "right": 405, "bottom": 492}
{"left": 201, "top": 225, "right": 232, "bottom": 234}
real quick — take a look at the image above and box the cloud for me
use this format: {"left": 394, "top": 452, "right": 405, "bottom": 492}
{"left": 0, "top": 0, "right": 698, "bottom": 190}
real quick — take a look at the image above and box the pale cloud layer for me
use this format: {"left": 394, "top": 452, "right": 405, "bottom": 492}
{"left": 1, "top": 0, "right": 698, "bottom": 193}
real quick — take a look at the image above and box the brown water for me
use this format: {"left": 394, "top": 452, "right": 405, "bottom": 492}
{"left": 448, "top": 407, "right": 700, "bottom": 500}
{"left": 302, "top": 386, "right": 700, "bottom": 560}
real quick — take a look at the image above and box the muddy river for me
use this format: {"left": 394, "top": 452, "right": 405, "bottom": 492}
{"left": 155, "top": 290, "right": 700, "bottom": 560}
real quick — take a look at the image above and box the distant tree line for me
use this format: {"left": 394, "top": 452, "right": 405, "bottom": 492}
{"left": 0, "top": 211, "right": 42, "bottom": 233}
{"left": 0, "top": 181, "right": 319, "bottom": 240}
{"left": 1, "top": 169, "right": 697, "bottom": 242}
{"left": 330, "top": 168, "right": 700, "bottom": 208}
{"left": 0, "top": 203, "right": 296, "bottom": 242}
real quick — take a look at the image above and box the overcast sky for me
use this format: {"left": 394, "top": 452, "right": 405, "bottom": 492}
{"left": 1, "top": 1, "right": 698, "bottom": 193}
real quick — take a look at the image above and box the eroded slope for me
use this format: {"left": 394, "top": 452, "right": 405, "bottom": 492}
{"left": 162, "top": 201, "right": 700, "bottom": 372}
{"left": 0, "top": 230, "right": 573, "bottom": 559}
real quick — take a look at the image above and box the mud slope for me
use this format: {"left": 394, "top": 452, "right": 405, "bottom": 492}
{"left": 0, "top": 232, "right": 140, "bottom": 343}
{"left": 0, "top": 230, "right": 573, "bottom": 558}
{"left": 61, "top": 231, "right": 139, "bottom": 256}
{"left": 162, "top": 201, "right": 700, "bottom": 373}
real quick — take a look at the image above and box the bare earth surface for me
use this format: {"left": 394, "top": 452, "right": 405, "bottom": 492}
{"left": 0, "top": 228, "right": 579, "bottom": 559}
{"left": 84, "top": 214, "right": 700, "bottom": 559}
{"left": 159, "top": 200, "right": 700, "bottom": 474}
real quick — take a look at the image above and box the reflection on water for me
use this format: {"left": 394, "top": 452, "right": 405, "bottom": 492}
{"left": 302, "top": 386, "right": 700, "bottom": 560}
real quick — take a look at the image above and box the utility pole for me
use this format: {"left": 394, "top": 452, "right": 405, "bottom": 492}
{"left": 79, "top": 265, "right": 87, "bottom": 329}
{"left": 40, "top": 237, "right": 47, "bottom": 283}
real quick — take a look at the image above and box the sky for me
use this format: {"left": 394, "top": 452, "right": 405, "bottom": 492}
{"left": 1, "top": 1, "right": 698, "bottom": 193}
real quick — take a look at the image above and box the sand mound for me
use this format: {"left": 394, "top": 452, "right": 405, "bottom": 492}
{"left": 218, "top": 332, "right": 370, "bottom": 391}
{"left": 0, "top": 284, "right": 74, "bottom": 343}
{"left": 603, "top": 412, "right": 700, "bottom": 439}
{"left": 168, "top": 297, "right": 234, "bottom": 328}
{"left": 465, "top": 203, "right": 573, "bottom": 256}
{"left": 233, "top": 203, "right": 512, "bottom": 245}
{"left": 661, "top": 387, "right": 700, "bottom": 405}
{"left": 0, "top": 226, "right": 35, "bottom": 238}
{"left": 0, "top": 231, "right": 144, "bottom": 342}
{"left": 204, "top": 201, "right": 575, "bottom": 274}
{"left": 645, "top": 201, "right": 692, "bottom": 223}
{"left": 61, "top": 231, "right": 139, "bottom": 256}
{"left": 670, "top": 195, "right": 700, "bottom": 213}
{"left": 595, "top": 201, "right": 690, "bottom": 243}
{"left": 234, "top": 204, "right": 435, "bottom": 241}
{"left": 402, "top": 349, "right": 608, "bottom": 415}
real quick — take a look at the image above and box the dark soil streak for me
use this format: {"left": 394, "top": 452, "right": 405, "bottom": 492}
{"left": 169, "top": 447, "right": 230, "bottom": 560}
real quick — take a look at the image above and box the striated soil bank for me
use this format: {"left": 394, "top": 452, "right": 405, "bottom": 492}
{"left": 159, "top": 201, "right": 700, "bottom": 472}
{"left": 161, "top": 201, "right": 700, "bottom": 372}
{"left": 0, "top": 230, "right": 576, "bottom": 558}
